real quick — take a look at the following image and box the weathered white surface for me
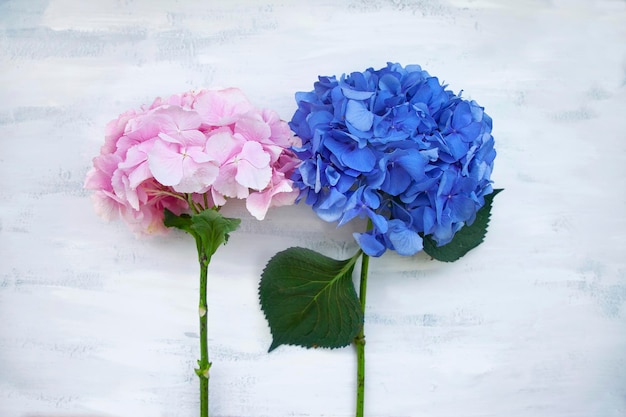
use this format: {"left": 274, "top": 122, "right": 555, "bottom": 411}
{"left": 1, "top": 1, "right": 625, "bottom": 416}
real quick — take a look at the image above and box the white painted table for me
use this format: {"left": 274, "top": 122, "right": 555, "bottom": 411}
{"left": 1, "top": 1, "right": 625, "bottom": 416}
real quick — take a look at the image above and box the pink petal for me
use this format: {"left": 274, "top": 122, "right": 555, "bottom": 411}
{"left": 173, "top": 160, "right": 220, "bottom": 193}
{"left": 103, "top": 110, "right": 136, "bottom": 153}
{"left": 154, "top": 107, "right": 206, "bottom": 146}
{"left": 212, "top": 163, "right": 249, "bottom": 199}
{"left": 261, "top": 144, "right": 284, "bottom": 164}
{"left": 211, "top": 188, "right": 227, "bottom": 207}
{"left": 193, "top": 88, "right": 253, "bottom": 126}
{"left": 235, "top": 113, "right": 271, "bottom": 142}
{"left": 245, "top": 190, "right": 273, "bottom": 220}
{"left": 114, "top": 135, "right": 139, "bottom": 157}
{"left": 268, "top": 185, "right": 299, "bottom": 207}
{"left": 91, "top": 191, "right": 124, "bottom": 221}
{"left": 111, "top": 170, "right": 140, "bottom": 210}
{"left": 148, "top": 140, "right": 184, "bottom": 186}
{"left": 118, "top": 139, "right": 154, "bottom": 171}
{"left": 260, "top": 108, "right": 298, "bottom": 147}
{"left": 127, "top": 160, "right": 152, "bottom": 189}
{"left": 245, "top": 179, "right": 297, "bottom": 220}
{"left": 187, "top": 146, "right": 214, "bottom": 164}
{"left": 179, "top": 129, "right": 207, "bottom": 146}
{"left": 166, "top": 106, "right": 202, "bottom": 131}
{"left": 84, "top": 154, "right": 120, "bottom": 191}
{"left": 124, "top": 111, "right": 162, "bottom": 142}
{"left": 93, "top": 153, "right": 122, "bottom": 176}
{"left": 204, "top": 130, "right": 245, "bottom": 164}
{"left": 275, "top": 149, "right": 301, "bottom": 176}
{"left": 235, "top": 159, "right": 272, "bottom": 191}
{"left": 158, "top": 132, "right": 182, "bottom": 144}
{"left": 239, "top": 141, "right": 270, "bottom": 169}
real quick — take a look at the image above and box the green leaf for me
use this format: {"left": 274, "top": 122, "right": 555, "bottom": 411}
{"left": 164, "top": 208, "right": 241, "bottom": 263}
{"left": 423, "top": 188, "right": 503, "bottom": 262}
{"left": 259, "top": 247, "right": 364, "bottom": 352}
{"left": 188, "top": 209, "right": 241, "bottom": 262}
{"left": 164, "top": 209, "right": 194, "bottom": 232}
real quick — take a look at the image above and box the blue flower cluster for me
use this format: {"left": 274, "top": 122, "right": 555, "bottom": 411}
{"left": 290, "top": 63, "right": 496, "bottom": 257}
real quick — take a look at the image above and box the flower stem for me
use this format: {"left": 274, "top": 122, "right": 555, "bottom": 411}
{"left": 197, "top": 249, "right": 211, "bottom": 417}
{"left": 355, "top": 250, "right": 369, "bottom": 417}
{"left": 187, "top": 193, "right": 202, "bottom": 214}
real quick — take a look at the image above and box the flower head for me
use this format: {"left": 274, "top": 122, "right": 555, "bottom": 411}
{"left": 290, "top": 63, "right": 496, "bottom": 256}
{"left": 85, "top": 88, "right": 301, "bottom": 235}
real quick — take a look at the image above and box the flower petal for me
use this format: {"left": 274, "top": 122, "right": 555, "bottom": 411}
{"left": 341, "top": 146, "right": 376, "bottom": 172}
{"left": 386, "top": 220, "right": 423, "bottom": 256}
{"left": 345, "top": 99, "right": 373, "bottom": 131}
{"left": 239, "top": 141, "right": 270, "bottom": 169}
{"left": 193, "top": 88, "right": 253, "bottom": 126}
{"left": 353, "top": 232, "right": 386, "bottom": 257}
{"left": 205, "top": 130, "right": 245, "bottom": 164}
{"left": 236, "top": 159, "right": 272, "bottom": 191}
{"left": 147, "top": 140, "right": 183, "bottom": 186}
{"left": 212, "top": 163, "right": 249, "bottom": 199}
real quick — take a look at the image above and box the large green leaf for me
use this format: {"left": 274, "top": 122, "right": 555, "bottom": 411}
{"left": 164, "top": 208, "right": 241, "bottom": 263}
{"left": 259, "top": 247, "right": 363, "bottom": 351}
{"left": 423, "top": 189, "right": 503, "bottom": 262}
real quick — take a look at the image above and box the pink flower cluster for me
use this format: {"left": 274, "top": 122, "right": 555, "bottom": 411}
{"left": 85, "top": 88, "right": 302, "bottom": 234}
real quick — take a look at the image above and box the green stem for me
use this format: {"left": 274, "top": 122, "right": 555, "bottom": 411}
{"left": 187, "top": 194, "right": 201, "bottom": 214}
{"left": 355, "top": 220, "right": 372, "bottom": 417}
{"left": 197, "top": 248, "right": 211, "bottom": 417}
{"left": 355, "top": 251, "right": 369, "bottom": 417}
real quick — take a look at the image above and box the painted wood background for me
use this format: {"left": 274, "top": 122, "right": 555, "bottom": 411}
{"left": 1, "top": 1, "right": 625, "bottom": 416}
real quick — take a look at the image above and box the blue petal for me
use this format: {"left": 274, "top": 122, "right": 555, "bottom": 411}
{"left": 290, "top": 109, "right": 311, "bottom": 140}
{"left": 449, "top": 195, "right": 476, "bottom": 222}
{"left": 336, "top": 172, "right": 357, "bottom": 193}
{"left": 314, "top": 155, "right": 324, "bottom": 192}
{"left": 325, "top": 165, "right": 341, "bottom": 186}
{"left": 345, "top": 100, "right": 374, "bottom": 131}
{"left": 451, "top": 101, "right": 473, "bottom": 130}
{"left": 307, "top": 110, "right": 333, "bottom": 132}
{"left": 381, "top": 166, "right": 411, "bottom": 195}
{"left": 444, "top": 133, "right": 469, "bottom": 160}
{"left": 368, "top": 209, "right": 388, "bottom": 233}
{"left": 422, "top": 206, "right": 436, "bottom": 235}
{"left": 298, "top": 160, "right": 318, "bottom": 189}
{"left": 295, "top": 91, "right": 319, "bottom": 106}
{"left": 378, "top": 73, "right": 401, "bottom": 94}
{"left": 354, "top": 232, "right": 386, "bottom": 257}
{"left": 362, "top": 187, "right": 381, "bottom": 209}
{"left": 341, "top": 87, "right": 375, "bottom": 100}
{"left": 312, "top": 187, "right": 349, "bottom": 223}
{"left": 459, "top": 122, "right": 482, "bottom": 143}
{"left": 395, "top": 151, "right": 428, "bottom": 180}
{"left": 323, "top": 135, "right": 351, "bottom": 160}
{"left": 420, "top": 148, "right": 439, "bottom": 161}
{"left": 342, "top": 146, "right": 376, "bottom": 172}
{"left": 317, "top": 187, "right": 347, "bottom": 211}
{"left": 386, "top": 220, "right": 423, "bottom": 256}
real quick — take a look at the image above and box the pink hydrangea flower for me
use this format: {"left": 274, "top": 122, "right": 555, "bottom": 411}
{"left": 85, "top": 88, "right": 301, "bottom": 234}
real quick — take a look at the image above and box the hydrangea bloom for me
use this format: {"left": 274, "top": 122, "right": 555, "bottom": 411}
{"left": 85, "top": 88, "right": 301, "bottom": 234}
{"left": 290, "top": 63, "right": 496, "bottom": 257}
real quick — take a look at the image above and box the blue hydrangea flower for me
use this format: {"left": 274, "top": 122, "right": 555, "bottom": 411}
{"left": 290, "top": 63, "right": 496, "bottom": 257}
